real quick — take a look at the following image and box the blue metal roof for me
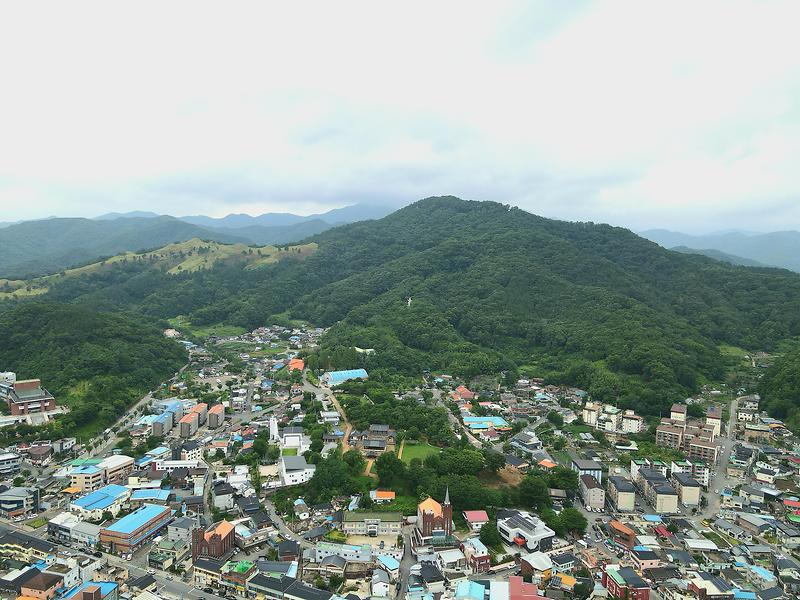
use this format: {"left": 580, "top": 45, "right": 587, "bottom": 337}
{"left": 72, "top": 485, "right": 129, "bottom": 510}
{"left": 63, "top": 582, "right": 118, "bottom": 600}
{"left": 324, "top": 369, "right": 368, "bottom": 383}
{"left": 131, "top": 489, "right": 170, "bottom": 501}
{"left": 104, "top": 504, "right": 170, "bottom": 534}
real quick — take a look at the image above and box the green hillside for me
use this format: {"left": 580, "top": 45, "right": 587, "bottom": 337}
{"left": 18, "top": 196, "right": 800, "bottom": 416}
{"left": 0, "top": 303, "right": 186, "bottom": 441}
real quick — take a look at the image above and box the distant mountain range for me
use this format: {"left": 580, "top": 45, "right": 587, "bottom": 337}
{"left": 669, "top": 246, "right": 769, "bottom": 268}
{"left": 640, "top": 229, "right": 800, "bottom": 272}
{"left": 0, "top": 203, "right": 395, "bottom": 279}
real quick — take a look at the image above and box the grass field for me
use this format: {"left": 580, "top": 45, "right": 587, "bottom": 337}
{"left": 281, "top": 448, "right": 298, "bottom": 456}
{"left": 400, "top": 441, "right": 440, "bottom": 463}
{"left": 168, "top": 316, "right": 246, "bottom": 339}
{"left": 551, "top": 450, "right": 572, "bottom": 466}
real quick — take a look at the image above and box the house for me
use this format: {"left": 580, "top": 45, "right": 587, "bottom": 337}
{"left": 463, "top": 510, "right": 490, "bottom": 532}
{"left": 520, "top": 551, "right": 553, "bottom": 585}
{"left": 349, "top": 424, "right": 397, "bottom": 458}
{"left": 461, "top": 537, "right": 490, "bottom": 573}
{"left": 212, "top": 482, "right": 236, "bottom": 511}
{"left": 372, "top": 569, "right": 391, "bottom": 597}
{"left": 20, "top": 571, "right": 63, "bottom": 600}
{"left": 510, "top": 431, "right": 543, "bottom": 457}
{"left": 551, "top": 553, "right": 577, "bottom": 574}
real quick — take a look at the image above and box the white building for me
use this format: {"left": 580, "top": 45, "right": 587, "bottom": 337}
{"left": 280, "top": 456, "right": 316, "bottom": 485}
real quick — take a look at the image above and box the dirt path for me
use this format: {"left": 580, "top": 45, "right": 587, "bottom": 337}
{"left": 364, "top": 458, "right": 378, "bottom": 479}
{"left": 397, "top": 439, "right": 406, "bottom": 459}
{"left": 328, "top": 392, "right": 352, "bottom": 451}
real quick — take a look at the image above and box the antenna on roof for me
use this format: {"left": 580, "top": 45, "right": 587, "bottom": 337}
{"left": 406, "top": 297, "right": 412, "bottom": 307}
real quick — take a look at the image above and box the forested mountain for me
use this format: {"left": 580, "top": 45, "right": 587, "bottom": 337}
{"left": 20, "top": 196, "right": 800, "bottom": 417}
{"left": 0, "top": 216, "right": 245, "bottom": 278}
{"left": 1, "top": 206, "right": 390, "bottom": 279}
{"left": 670, "top": 246, "right": 769, "bottom": 268}
{"left": 641, "top": 228, "right": 800, "bottom": 272}
{"left": 0, "top": 303, "right": 185, "bottom": 441}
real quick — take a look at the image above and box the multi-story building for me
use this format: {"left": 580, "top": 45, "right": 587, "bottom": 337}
{"left": 621, "top": 410, "right": 645, "bottom": 434}
{"left": 20, "top": 572, "right": 63, "bottom": 600}
{"left": 580, "top": 475, "right": 605, "bottom": 510}
{"left": 98, "top": 455, "right": 135, "bottom": 485}
{"left": 496, "top": 510, "right": 555, "bottom": 553}
{"left": 70, "top": 484, "right": 130, "bottom": 520}
{"left": 671, "top": 473, "right": 700, "bottom": 507}
{"left": 100, "top": 504, "right": 173, "bottom": 555}
{"left": 179, "top": 413, "right": 199, "bottom": 438}
{"left": 0, "top": 379, "right": 57, "bottom": 415}
{"left": 208, "top": 403, "right": 225, "bottom": 428}
{"left": 461, "top": 537, "right": 490, "bottom": 573}
{"left": 0, "top": 452, "right": 21, "bottom": 475}
{"left": 607, "top": 476, "right": 636, "bottom": 512}
{"left": 342, "top": 511, "right": 402, "bottom": 537}
{"left": 0, "top": 528, "right": 56, "bottom": 562}
{"left": 279, "top": 456, "right": 315, "bottom": 486}
{"left": 706, "top": 406, "right": 723, "bottom": 437}
{"left": 670, "top": 403, "right": 687, "bottom": 422}
{"left": 638, "top": 469, "right": 679, "bottom": 514}
{"left": 0, "top": 486, "right": 39, "bottom": 518}
{"left": 571, "top": 458, "right": 603, "bottom": 484}
{"left": 71, "top": 465, "right": 105, "bottom": 492}
{"left": 602, "top": 565, "right": 650, "bottom": 600}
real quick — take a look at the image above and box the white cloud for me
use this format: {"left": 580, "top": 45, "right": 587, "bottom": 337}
{"left": 0, "top": 0, "right": 798, "bottom": 232}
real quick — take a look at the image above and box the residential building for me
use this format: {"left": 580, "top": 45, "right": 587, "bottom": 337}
{"left": 510, "top": 431, "right": 543, "bottom": 457}
{"left": 461, "top": 537, "right": 490, "bottom": 573}
{"left": 179, "top": 413, "right": 199, "bottom": 438}
{"left": 20, "top": 572, "right": 63, "bottom": 600}
{"left": 369, "top": 490, "right": 396, "bottom": 504}
{"left": 572, "top": 458, "right": 603, "bottom": 484}
{"left": 463, "top": 510, "right": 490, "bottom": 532}
{"left": 349, "top": 424, "right": 397, "bottom": 457}
{"left": 98, "top": 455, "right": 135, "bottom": 484}
{"left": 148, "top": 539, "right": 190, "bottom": 571}
{"left": 671, "top": 473, "right": 701, "bottom": 507}
{"left": 208, "top": 403, "right": 225, "bottom": 428}
{"left": 602, "top": 565, "right": 650, "bottom": 600}
{"left": 62, "top": 582, "right": 118, "bottom": 600}
{"left": 0, "top": 528, "right": 56, "bottom": 562}
{"left": 580, "top": 474, "right": 605, "bottom": 510}
{"left": 670, "top": 403, "right": 687, "bottom": 422}
{"left": 520, "top": 551, "right": 553, "bottom": 585}
{"left": 608, "top": 476, "right": 636, "bottom": 512}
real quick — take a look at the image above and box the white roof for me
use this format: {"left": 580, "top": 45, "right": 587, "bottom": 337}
{"left": 521, "top": 551, "right": 553, "bottom": 571}
{"left": 684, "top": 538, "right": 718, "bottom": 551}
{"left": 437, "top": 548, "right": 465, "bottom": 564}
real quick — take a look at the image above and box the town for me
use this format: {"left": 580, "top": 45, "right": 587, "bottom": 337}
{"left": 0, "top": 325, "right": 797, "bottom": 600}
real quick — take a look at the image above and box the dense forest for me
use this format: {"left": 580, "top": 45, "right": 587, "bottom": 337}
{"left": 759, "top": 348, "right": 800, "bottom": 433}
{"left": 8, "top": 196, "right": 800, "bottom": 417}
{"left": 0, "top": 303, "right": 186, "bottom": 441}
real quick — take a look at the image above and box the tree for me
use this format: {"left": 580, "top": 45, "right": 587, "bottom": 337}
{"left": 558, "top": 508, "right": 588, "bottom": 536}
{"left": 518, "top": 475, "right": 550, "bottom": 510}
{"left": 374, "top": 452, "right": 406, "bottom": 486}
{"left": 342, "top": 449, "right": 366, "bottom": 474}
{"left": 482, "top": 449, "right": 505, "bottom": 474}
{"left": 546, "top": 411, "right": 564, "bottom": 427}
{"left": 12, "top": 476, "right": 25, "bottom": 486}
{"left": 479, "top": 522, "right": 503, "bottom": 549}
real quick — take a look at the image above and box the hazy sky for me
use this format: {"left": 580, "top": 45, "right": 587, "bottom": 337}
{"left": 1, "top": 1, "right": 799, "bottom": 232}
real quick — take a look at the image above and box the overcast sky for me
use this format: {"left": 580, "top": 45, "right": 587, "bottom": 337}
{"left": 1, "top": 1, "right": 799, "bottom": 233}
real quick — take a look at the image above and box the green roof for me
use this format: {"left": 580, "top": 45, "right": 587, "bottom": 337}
{"left": 343, "top": 511, "right": 402, "bottom": 522}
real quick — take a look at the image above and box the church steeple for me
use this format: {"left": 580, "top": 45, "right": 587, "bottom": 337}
{"left": 444, "top": 486, "right": 450, "bottom": 505}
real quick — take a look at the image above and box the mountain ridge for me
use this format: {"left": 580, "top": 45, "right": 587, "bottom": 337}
{"left": 20, "top": 196, "right": 800, "bottom": 418}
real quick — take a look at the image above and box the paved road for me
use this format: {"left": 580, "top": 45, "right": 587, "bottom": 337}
{"left": 263, "top": 498, "right": 315, "bottom": 549}
{"left": 431, "top": 389, "right": 482, "bottom": 448}
{"left": 701, "top": 395, "right": 739, "bottom": 518}
{"left": 397, "top": 529, "right": 415, "bottom": 599}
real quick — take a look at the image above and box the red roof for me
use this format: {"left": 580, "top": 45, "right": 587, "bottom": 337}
{"left": 788, "top": 456, "right": 800, "bottom": 464}
{"left": 463, "top": 510, "right": 489, "bottom": 523}
{"left": 654, "top": 525, "right": 673, "bottom": 537}
{"left": 784, "top": 499, "right": 800, "bottom": 508}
